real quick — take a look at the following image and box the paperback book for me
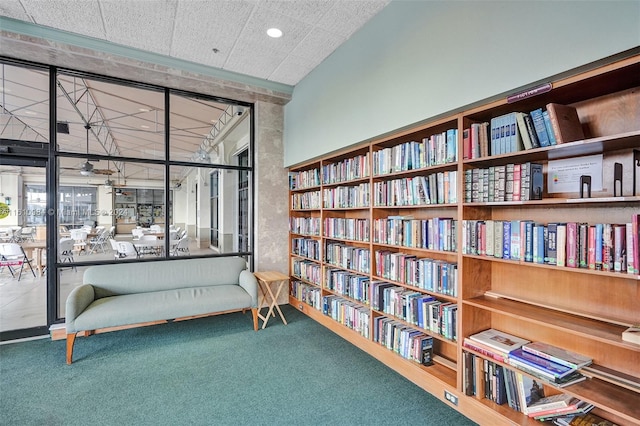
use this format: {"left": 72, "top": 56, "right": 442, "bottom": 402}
{"left": 509, "top": 348, "right": 576, "bottom": 379}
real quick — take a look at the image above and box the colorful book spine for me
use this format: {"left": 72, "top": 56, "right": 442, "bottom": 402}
{"left": 566, "top": 222, "right": 577, "bottom": 268}
{"left": 546, "top": 223, "right": 557, "bottom": 265}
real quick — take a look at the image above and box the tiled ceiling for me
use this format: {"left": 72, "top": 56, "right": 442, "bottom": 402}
{"left": 0, "top": 0, "right": 390, "bottom": 86}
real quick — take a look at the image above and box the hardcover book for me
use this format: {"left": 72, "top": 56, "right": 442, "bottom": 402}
{"left": 515, "top": 372, "right": 546, "bottom": 415}
{"left": 509, "top": 348, "right": 576, "bottom": 379}
{"left": 469, "top": 328, "right": 530, "bottom": 354}
{"left": 522, "top": 341, "right": 592, "bottom": 369}
{"left": 545, "top": 103, "right": 585, "bottom": 144}
{"left": 526, "top": 393, "right": 576, "bottom": 415}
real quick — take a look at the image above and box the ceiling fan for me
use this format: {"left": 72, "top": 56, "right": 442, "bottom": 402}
{"left": 63, "top": 124, "right": 115, "bottom": 176}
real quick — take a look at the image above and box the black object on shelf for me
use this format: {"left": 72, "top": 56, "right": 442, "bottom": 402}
{"left": 613, "top": 162, "right": 623, "bottom": 197}
{"left": 580, "top": 175, "right": 591, "bottom": 198}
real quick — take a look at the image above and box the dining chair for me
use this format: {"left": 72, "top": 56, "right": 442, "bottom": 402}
{"left": 171, "top": 236, "right": 190, "bottom": 256}
{"left": 115, "top": 241, "right": 139, "bottom": 259}
{"left": 59, "top": 238, "right": 76, "bottom": 271}
{"left": 0, "top": 242, "right": 36, "bottom": 281}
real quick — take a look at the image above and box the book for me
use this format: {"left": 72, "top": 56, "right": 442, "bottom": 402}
{"left": 522, "top": 341, "right": 592, "bottom": 369}
{"left": 532, "top": 400, "right": 594, "bottom": 420}
{"left": 566, "top": 413, "right": 619, "bottom": 426}
{"left": 556, "top": 223, "right": 567, "bottom": 267}
{"left": 526, "top": 393, "right": 576, "bottom": 415}
{"left": 622, "top": 324, "right": 640, "bottom": 344}
{"left": 542, "top": 109, "right": 557, "bottom": 145}
{"left": 545, "top": 103, "right": 585, "bottom": 144}
{"left": 530, "top": 108, "right": 551, "bottom": 147}
{"left": 515, "top": 112, "right": 534, "bottom": 150}
{"left": 509, "top": 348, "right": 576, "bottom": 379}
{"left": 469, "top": 328, "right": 530, "bottom": 354}
{"left": 515, "top": 371, "right": 546, "bottom": 415}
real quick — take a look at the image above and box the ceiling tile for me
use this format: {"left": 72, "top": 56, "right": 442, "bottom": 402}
{"left": 0, "top": 0, "right": 30, "bottom": 20}
{"left": 290, "top": 27, "right": 346, "bottom": 62}
{"left": 260, "top": 0, "right": 334, "bottom": 25}
{"left": 21, "top": 0, "right": 106, "bottom": 40}
{"left": 170, "top": 0, "right": 255, "bottom": 68}
{"left": 317, "top": 0, "right": 388, "bottom": 38}
{"left": 269, "top": 54, "right": 319, "bottom": 86}
{"left": 99, "top": 0, "right": 178, "bottom": 55}
{"left": 224, "top": 44, "right": 289, "bottom": 80}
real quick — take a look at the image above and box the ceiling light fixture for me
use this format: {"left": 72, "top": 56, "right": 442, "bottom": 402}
{"left": 267, "top": 28, "right": 283, "bottom": 38}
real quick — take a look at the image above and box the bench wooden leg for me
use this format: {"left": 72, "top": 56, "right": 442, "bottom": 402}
{"left": 251, "top": 308, "right": 258, "bottom": 331}
{"left": 66, "top": 333, "right": 77, "bottom": 365}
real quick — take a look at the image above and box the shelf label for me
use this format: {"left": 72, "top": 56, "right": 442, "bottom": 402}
{"left": 507, "top": 83, "right": 552, "bottom": 103}
{"left": 548, "top": 154, "right": 603, "bottom": 193}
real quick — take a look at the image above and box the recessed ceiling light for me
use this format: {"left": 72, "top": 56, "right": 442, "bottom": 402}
{"left": 267, "top": 28, "right": 283, "bottom": 38}
{"left": 140, "top": 125, "right": 149, "bottom": 129}
{"left": 139, "top": 108, "right": 150, "bottom": 112}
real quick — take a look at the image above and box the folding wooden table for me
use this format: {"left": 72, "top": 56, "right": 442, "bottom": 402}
{"left": 254, "top": 271, "right": 289, "bottom": 329}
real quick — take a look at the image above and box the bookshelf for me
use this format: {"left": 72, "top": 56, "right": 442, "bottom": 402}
{"left": 288, "top": 53, "right": 640, "bottom": 425}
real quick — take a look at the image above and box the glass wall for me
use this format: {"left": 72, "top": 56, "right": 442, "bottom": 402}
{"left": 0, "top": 57, "right": 253, "bottom": 332}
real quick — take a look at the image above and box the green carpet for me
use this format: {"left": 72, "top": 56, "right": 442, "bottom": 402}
{"left": 1, "top": 306, "right": 476, "bottom": 425}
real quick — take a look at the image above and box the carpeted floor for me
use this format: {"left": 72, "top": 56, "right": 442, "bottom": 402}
{"left": 0, "top": 305, "right": 476, "bottom": 425}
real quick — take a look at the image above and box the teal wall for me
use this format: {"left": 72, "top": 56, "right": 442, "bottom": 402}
{"left": 283, "top": 1, "right": 640, "bottom": 166}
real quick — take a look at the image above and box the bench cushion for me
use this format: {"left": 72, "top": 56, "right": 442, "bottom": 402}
{"left": 72, "top": 285, "right": 252, "bottom": 332}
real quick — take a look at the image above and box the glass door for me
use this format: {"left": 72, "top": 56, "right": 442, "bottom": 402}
{"left": 0, "top": 157, "right": 50, "bottom": 340}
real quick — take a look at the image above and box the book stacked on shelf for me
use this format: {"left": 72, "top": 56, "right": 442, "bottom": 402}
{"left": 461, "top": 214, "right": 640, "bottom": 275}
{"left": 468, "top": 328, "right": 530, "bottom": 358}
{"left": 321, "top": 152, "right": 370, "bottom": 185}
{"left": 324, "top": 217, "right": 370, "bottom": 242}
{"left": 464, "top": 162, "right": 543, "bottom": 203}
{"left": 528, "top": 395, "right": 594, "bottom": 421}
{"left": 373, "top": 129, "right": 458, "bottom": 175}
{"left": 323, "top": 295, "right": 370, "bottom": 338}
{"left": 373, "top": 316, "right": 434, "bottom": 365}
{"left": 373, "top": 171, "right": 458, "bottom": 207}
{"left": 291, "top": 238, "right": 321, "bottom": 260}
{"left": 325, "top": 242, "right": 370, "bottom": 274}
{"left": 291, "top": 191, "right": 321, "bottom": 210}
{"left": 290, "top": 280, "right": 322, "bottom": 310}
{"left": 465, "top": 103, "right": 585, "bottom": 158}
{"left": 289, "top": 168, "right": 321, "bottom": 190}
{"left": 373, "top": 216, "right": 457, "bottom": 252}
{"left": 508, "top": 348, "right": 586, "bottom": 387}
{"left": 323, "top": 183, "right": 370, "bottom": 208}
{"left": 289, "top": 216, "right": 321, "bottom": 236}
{"left": 325, "top": 269, "right": 370, "bottom": 304}
{"left": 291, "top": 258, "right": 321, "bottom": 285}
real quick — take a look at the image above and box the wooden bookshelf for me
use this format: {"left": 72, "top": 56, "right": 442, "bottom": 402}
{"left": 288, "top": 53, "right": 640, "bottom": 425}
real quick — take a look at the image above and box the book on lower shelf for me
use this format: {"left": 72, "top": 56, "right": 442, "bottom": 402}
{"left": 525, "top": 393, "right": 576, "bottom": 415}
{"left": 469, "top": 328, "right": 530, "bottom": 355}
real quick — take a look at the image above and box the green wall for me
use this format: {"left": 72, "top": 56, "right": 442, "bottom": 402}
{"left": 283, "top": 1, "right": 640, "bottom": 166}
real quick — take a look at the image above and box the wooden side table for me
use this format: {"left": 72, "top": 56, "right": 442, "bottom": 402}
{"left": 254, "top": 271, "right": 289, "bottom": 329}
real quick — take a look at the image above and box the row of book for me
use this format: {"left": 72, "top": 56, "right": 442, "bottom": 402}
{"left": 374, "top": 316, "right": 434, "bottom": 365}
{"left": 372, "top": 129, "right": 458, "bottom": 176}
{"left": 291, "top": 259, "right": 321, "bottom": 285}
{"left": 462, "top": 216, "right": 640, "bottom": 274}
{"left": 289, "top": 168, "right": 321, "bottom": 190}
{"left": 373, "top": 216, "right": 457, "bottom": 252}
{"left": 324, "top": 217, "right": 370, "bottom": 242}
{"left": 290, "top": 280, "right": 322, "bottom": 310}
{"left": 373, "top": 170, "right": 458, "bottom": 207}
{"left": 325, "top": 242, "right": 370, "bottom": 274}
{"left": 323, "top": 295, "right": 370, "bottom": 339}
{"left": 464, "top": 352, "right": 594, "bottom": 421}
{"left": 374, "top": 250, "right": 458, "bottom": 297}
{"left": 372, "top": 282, "right": 457, "bottom": 340}
{"left": 464, "top": 162, "right": 544, "bottom": 203}
{"left": 325, "top": 269, "right": 370, "bottom": 304}
{"left": 291, "top": 190, "right": 321, "bottom": 210}
{"left": 465, "top": 328, "right": 599, "bottom": 421}
{"left": 291, "top": 238, "right": 321, "bottom": 261}
{"left": 323, "top": 183, "right": 370, "bottom": 208}
{"left": 321, "top": 152, "right": 370, "bottom": 185}
{"left": 289, "top": 217, "right": 320, "bottom": 237}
